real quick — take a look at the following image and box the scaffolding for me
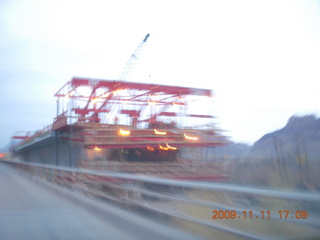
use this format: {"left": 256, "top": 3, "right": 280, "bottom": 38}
{"left": 52, "top": 77, "right": 225, "bottom": 150}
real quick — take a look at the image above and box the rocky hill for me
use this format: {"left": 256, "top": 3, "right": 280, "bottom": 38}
{"left": 227, "top": 114, "right": 320, "bottom": 190}
{"left": 249, "top": 114, "right": 320, "bottom": 160}
{"left": 181, "top": 114, "right": 320, "bottom": 164}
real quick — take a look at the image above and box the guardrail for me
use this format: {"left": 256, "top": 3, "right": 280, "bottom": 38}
{"left": 2, "top": 161, "right": 320, "bottom": 240}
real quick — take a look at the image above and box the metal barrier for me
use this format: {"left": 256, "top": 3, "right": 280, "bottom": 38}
{"left": 3, "top": 161, "right": 320, "bottom": 240}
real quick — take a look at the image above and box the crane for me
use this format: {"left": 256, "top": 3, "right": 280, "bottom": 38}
{"left": 118, "top": 33, "right": 150, "bottom": 81}
{"left": 88, "top": 34, "right": 150, "bottom": 122}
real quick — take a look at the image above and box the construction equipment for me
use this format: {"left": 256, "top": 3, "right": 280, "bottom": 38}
{"left": 77, "top": 34, "right": 150, "bottom": 123}
{"left": 118, "top": 33, "right": 150, "bottom": 82}
{"left": 53, "top": 77, "right": 224, "bottom": 149}
{"left": 10, "top": 34, "right": 227, "bottom": 181}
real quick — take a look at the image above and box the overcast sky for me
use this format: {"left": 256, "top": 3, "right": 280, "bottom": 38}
{"left": 0, "top": 0, "right": 319, "bottom": 148}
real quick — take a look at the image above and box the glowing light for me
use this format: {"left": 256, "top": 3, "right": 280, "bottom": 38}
{"left": 159, "top": 143, "right": 177, "bottom": 151}
{"left": 166, "top": 143, "right": 177, "bottom": 150}
{"left": 154, "top": 129, "right": 166, "bottom": 135}
{"left": 101, "top": 92, "right": 110, "bottom": 98}
{"left": 94, "top": 146, "right": 101, "bottom": 151}
{"left": 64, "top": 89, "right": 75, "bottom": 99}
{"left": 159, "top": 144, "right": 168, "bottom": 150}
{"left": 91, "top": 97, "right": 99, "bottom": 103}
{"left": 147, "top": 146, "right": 155, "bottom": 151}
{"left": 148, "top": 100, "right": 157, "bottom": 105}
{"left": 184, "top": 133, "right": 198, "bottom": 141}
{"left": 119, "top": 129, "right": 131, "bottom": 136}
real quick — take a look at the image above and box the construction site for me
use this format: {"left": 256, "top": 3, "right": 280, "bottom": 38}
{"left": 11, "top": 34, "right": 228, "bottom": 181}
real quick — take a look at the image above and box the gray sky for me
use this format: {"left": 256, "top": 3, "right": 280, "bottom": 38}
{"left": 0, "top": 0, "right": 319, "bottom": 148}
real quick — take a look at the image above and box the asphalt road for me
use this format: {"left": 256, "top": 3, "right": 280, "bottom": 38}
{"left": 0, "top": 163, "right": 202, "bottom": 240}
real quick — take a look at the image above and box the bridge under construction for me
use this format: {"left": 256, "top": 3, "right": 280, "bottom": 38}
{"left": 11, "top": 34, "right": 227, "bottom": 180}
{"left": 11, "top": 76, "right": 227, "bottom": 181}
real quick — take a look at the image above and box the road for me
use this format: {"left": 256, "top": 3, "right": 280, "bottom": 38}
{"left": 0, "top": 163, "right": 201, "bottom": 240}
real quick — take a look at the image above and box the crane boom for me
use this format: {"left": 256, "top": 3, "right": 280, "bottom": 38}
{"left": 85, "top": 34, "right": 150, "bottom": 122}
{"left": 118, "top": 33, "right": 150, "bottom": 81}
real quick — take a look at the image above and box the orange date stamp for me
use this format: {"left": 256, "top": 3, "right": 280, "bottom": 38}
{"left": 212, "top": 210, "right": 308, "bottom": 220}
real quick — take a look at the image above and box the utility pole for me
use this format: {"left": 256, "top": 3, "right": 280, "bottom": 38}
{"left": 272, "top": 135, "right": 283, "bottom": 182}
{"left": 55, "top": 98, "right": 59, "bottom": 166}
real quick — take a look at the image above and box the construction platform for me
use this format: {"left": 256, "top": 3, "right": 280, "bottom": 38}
{"left": 11, "top": 77, "right": 227, "bottom": 181}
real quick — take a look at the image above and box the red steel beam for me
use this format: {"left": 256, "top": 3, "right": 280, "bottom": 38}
{"left": 70, "top": 77, "right": 213, "bottom": 96}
